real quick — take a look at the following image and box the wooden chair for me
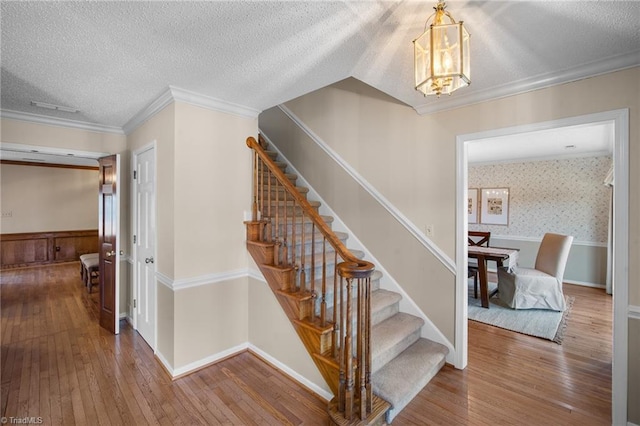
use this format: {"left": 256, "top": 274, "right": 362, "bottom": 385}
{"left": 468, "top": 231, "right": 491, "bottom": 298}
{"left": 80, "top": 253, "right": 100, "bottom": 293}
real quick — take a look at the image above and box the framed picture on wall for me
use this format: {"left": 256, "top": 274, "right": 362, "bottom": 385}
{"left": 468, "top": 188, "right": 479, "bottom": 224}
{"left": 480, "top": 188, "right": 510, "bottom": 225}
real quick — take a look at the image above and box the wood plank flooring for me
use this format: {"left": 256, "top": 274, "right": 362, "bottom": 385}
{"left": 1, "top": 263, "right": 611, "bottom": 425}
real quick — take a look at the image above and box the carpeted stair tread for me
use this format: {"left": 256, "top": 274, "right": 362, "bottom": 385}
{"left": 269, "top": 199, "right": 320, "bottom": 208}
{"left": 372, "top": 338, "right": 449, "bottom": 423}
{"left": 324, "top": 286, "right": 399, "bottom": 325}
{"left": 371, "top": 312, "right": 424, "bottom": 374}
{"left": 261, "top": 185, "right": 309, "bottom": 194}
{"left": 371, "top": 289, "right": 402, "bottom": 326}
{"left": 289, "top": 231, "right": 348, "bottom": 246}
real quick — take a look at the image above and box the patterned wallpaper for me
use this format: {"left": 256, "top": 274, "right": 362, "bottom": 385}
{"left": 469, "top": 156, "right": 612, "bottom": 243}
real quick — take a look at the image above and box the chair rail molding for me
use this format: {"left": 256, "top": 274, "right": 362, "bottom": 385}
{"left": 490, "top": 234, "right": 608, "bottom": 247}
{"left": 629, "top": 305, "right": 640, "bottom": 321}
{"left": 155, "top": 269, "right": 249, "bottom": 291}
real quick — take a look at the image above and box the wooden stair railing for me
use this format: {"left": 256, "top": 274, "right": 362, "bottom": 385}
{"left": 245, "top": 136, "right": 389, "bottom": 424}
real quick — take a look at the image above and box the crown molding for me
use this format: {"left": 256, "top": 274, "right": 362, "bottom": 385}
{"left": 122, "top": 86, "right": 260, "bottom": 135}
{"left": 0, "top": 109, "right": 125, "bottom": 135}
{"left": 1, "top": 86, "right": 261, "bottom": 137}
{"left": 122, "top": 87, "right": 175, "bottom": 135}
{"left": 169, "top": 86, "right": 261, "bottom": 119}
{"left": 414, "top": 50, "right": 640, "bottom": 115}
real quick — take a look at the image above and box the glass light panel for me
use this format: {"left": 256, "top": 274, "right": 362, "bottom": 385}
{"left": 414, "top": 29, "right": 431, "bottom": 92}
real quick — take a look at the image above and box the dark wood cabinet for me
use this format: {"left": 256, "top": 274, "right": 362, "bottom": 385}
{"left": 1, "top": 230, "right": 98, "bottom": 268}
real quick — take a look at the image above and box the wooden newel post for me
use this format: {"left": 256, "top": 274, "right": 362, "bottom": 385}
{"left": 336, "top": 260, "right": 374, "bottom": 421}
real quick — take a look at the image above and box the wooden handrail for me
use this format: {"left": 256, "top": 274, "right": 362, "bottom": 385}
{"left": 247, "top": 136, "right": 372, "bottom": 271}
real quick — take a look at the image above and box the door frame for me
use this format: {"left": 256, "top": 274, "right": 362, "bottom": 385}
{"left": 131, "top": 141, "right": 158, "bottom": 351}
{"left": 98, "top": 154, "right": 122, "bottom": 335}
{"left": 455, "top": 108, "right": 629, "bottom": 424}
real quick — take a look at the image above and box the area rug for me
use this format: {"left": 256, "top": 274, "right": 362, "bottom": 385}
{"left": 468, "top": 282, "right": 574, "bottom": 344}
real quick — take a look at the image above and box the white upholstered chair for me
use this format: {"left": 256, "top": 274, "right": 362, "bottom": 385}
{"left": 497, "top": 233, "right": 573, "bottom": 311}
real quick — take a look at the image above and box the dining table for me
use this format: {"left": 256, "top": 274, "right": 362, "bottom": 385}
{"left": 468, "top": 246, "right": 519, "bottom": 308}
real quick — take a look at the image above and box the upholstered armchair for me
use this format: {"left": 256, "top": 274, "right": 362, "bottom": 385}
{"left": 497, "top": 233, "right": 573, "bottom": 311}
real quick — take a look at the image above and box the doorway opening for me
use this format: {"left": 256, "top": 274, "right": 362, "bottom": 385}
{"left": 455, "top": 109, "right": 629, "bottom": 424}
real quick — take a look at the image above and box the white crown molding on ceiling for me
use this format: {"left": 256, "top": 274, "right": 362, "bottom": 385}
{"left": 122, "top": 86, "right": 261, "bottom": 135}
{"left": 1, "top": 86, "right": 261, "bottom": 137}
{"left": 414, "top": 49, "right": 640, "bottom": 115}
{"left": 0, "top": 109, "right": 125, "bottom": 135}
{"left": 2, "top": 49, "right": 636, "bottom": 136}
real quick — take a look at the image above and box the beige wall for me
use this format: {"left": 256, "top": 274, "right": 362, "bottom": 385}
{"left": 174, "top": 277, "right": 249, "bottom": 368}
{"left": 173, "top": 102, "right": 255, "bottom": 279}
{"left": 0, "top": 164, "right": 98, "bottom": 234}
{"left": 157, "top": 283, "right": 175, "bottom": 366}
{"left": 170, "top": 102, "right": 255, "bottom": 369}
{"left": 261, "top": 66, "right": 639, "bottom": 422}
{"left": 260, "top": 106, "right": 456, "bottom": 342}
{"left": 129, "top": 101, "right": 257, "bottom": 371}
{"left": 248, "top": 275, "right": 331, "bottom": 395}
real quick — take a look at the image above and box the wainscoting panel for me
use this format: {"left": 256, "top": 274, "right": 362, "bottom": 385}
{"left": 489, "top": 236, "right": 607, "bottom": 287}
{"left": 1, "top": 229, "right": 98, "bottom": 268}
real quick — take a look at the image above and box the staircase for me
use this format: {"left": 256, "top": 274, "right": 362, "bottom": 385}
{"left": 244, "top": 135, "right": 448, "bottom": 424}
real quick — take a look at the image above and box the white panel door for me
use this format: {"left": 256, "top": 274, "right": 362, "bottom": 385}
{"left": 135, "top": 146, "right": 156, "bottom": 348}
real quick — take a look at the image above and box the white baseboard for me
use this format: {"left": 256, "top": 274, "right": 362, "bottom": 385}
{"left": 564, "top": 279, "right": 606, "bottom": 289}
{"left": 155, "top": 349, "right": 174, "bottom": 377}
{"left": 248, "top": 344, "right": 334, "bottom": 401}
{"left": 172, "top": 343, "right": 250, "bottom": 378}
{"left": 152, "top": 341, "right": 333, "bottom": 402}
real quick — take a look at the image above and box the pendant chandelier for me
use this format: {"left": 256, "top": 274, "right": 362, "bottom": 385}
{"left": 413, "top": 1, "right": 470, "bottom": 97}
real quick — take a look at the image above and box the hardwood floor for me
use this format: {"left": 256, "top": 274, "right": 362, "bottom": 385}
{"left": 396, "top": 282, "right": 612, "bottom": 426}
{"left": 1, "top": 264, "right": 611, "bottom": 425}
{"left": 0, "top": 263, "right": 327, "bottom": 425}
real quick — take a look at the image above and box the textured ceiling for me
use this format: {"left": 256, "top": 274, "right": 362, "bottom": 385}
{"left": 1, "top": 1, "right": 639, "bottom": 131}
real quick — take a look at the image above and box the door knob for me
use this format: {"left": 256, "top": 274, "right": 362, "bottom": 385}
{"left": 106, "top": 250, "right": 116, "bottom": 257}
{"left": 145, "top": 257, "right": 154, "bottom": 264}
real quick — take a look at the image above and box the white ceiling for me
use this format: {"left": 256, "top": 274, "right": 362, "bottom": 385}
{"left": 0, "top": 1, "right": 638, "bottom": 164}
{"left": 468, "top": 121, "right": 614, "bottom": 165}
